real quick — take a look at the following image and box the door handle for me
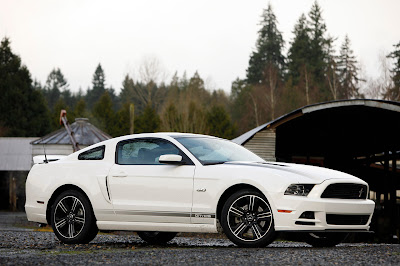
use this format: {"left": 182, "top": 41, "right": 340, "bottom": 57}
{"left": 113, "top": 172, "right": 127, "bottom": 177}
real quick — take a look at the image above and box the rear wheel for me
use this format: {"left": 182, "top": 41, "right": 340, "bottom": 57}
{"left": 51, "top": 190, "right": 98, "bottom": 244}
{"left": 221, "top": 189, "right": 275, "bottom": 247}
{"left": 303, "top": 232, "right": 348, "bottom": 247}
{"left": 137, "top": 231, "right": 177, "bottom": 245}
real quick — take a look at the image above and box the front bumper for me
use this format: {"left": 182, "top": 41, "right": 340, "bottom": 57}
{"left": 272, "top": 180, "right": 375, "bottom": 232}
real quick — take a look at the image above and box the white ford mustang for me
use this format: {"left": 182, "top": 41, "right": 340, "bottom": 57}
{"left": 26, "top": 133, "right": 375, "bottom": 247}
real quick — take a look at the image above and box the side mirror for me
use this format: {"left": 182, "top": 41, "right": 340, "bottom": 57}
{"left": 159, "top": 154, "right": 183, "bottom": 164}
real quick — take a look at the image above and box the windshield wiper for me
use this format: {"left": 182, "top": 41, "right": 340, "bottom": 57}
{"left": 203, "top": 161, "right": 226, "bottom": 166}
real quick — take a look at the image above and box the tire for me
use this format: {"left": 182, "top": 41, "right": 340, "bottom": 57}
{"left": 50, "top": 190, "right": 98, "bottom": 244}
{"left": 303, "top": 232, "right": 348, "bottom": 247}
{"left": 137, "top": 231, "right": 177, "bottom": 245}
{"left": 221, "top": 189, "right": 276, "bottom": 247}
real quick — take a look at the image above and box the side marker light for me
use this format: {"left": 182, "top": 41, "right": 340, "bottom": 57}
{"left": 277, "top": 210, "right": 292, "bottom": 213}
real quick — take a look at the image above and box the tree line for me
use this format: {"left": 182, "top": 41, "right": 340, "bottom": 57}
{"left": 1, "top": 1, "right": 399, "bottom": 139}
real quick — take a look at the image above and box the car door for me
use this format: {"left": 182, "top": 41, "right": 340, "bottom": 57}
{"left": 108, "top": 137, "right": 195, "bottom": 223}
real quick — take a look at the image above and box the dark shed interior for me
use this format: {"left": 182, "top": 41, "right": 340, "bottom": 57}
{"left": 274, "top": 100, "right": 400, "bottom": 241}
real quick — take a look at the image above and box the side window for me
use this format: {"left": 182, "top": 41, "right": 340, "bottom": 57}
{"left": 78, "top": 145, "right": 105, "bottom": 160}
{"left": 116, "top": 138, "right": 182, "bottom": 165}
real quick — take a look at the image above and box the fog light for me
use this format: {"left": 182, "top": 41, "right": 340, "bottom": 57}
{"left": 299, "top": 211, "right": 315, "bottom": 219}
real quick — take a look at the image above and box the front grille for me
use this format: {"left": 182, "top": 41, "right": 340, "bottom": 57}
{"left": 326, "top": 214, "right": 370, "bottom": 225}
{"left": 321, "top": 183, "right": 368, "bottom": 199}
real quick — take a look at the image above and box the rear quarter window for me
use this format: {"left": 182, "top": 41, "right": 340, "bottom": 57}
{"left": 78, "top": 145, "right": 105, "bottom": 160}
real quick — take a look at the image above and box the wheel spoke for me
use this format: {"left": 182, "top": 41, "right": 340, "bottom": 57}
{"left": 58, "top": 201, "right": 68, "bottom": 213}
{"left": 68, "top": 223, "right": 75, "bottom": 237}
{"left": 248, "top": 195, "right": 256, "bottom": 211}
{"left": 233, "top": 222, "right": 248, "bottom": 237}
{"left": 229, "top": 206, "right": 244, "bottom": 217}
{"left": 55, "top": 218, "right": 67, "bottom": 229}
{"left": 257, "top": 211, "right": 271, "bottom": 220}
{"left": 252, "top": 224, "right": 263, "bottom": 239}
{"left": 75, "top": 217, "right": 85, "bottom": 224}
{"left": 71, "top": 198, "right": 79, "bottom": 213}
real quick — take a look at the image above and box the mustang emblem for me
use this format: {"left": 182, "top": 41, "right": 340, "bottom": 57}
{"left": 359, "top": 188, "right": 364, "bottom": 198}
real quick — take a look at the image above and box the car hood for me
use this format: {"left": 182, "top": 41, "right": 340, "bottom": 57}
{"left": 222, "top": 161, "right": 362, "bottom": 184}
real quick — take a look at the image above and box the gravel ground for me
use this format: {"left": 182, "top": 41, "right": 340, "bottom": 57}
{"left": 0, "top": 230, "right": 399, "bottom": 265}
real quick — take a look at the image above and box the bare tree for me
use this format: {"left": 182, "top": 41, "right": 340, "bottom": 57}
{"left": 363, "top": 51, "right": 393, "bottom": 99}
{"left": 264, "top": 65, "right": 280, "bottom": 120}
{"left": 138, "top": 56, "right": 168, "bottom": 85}
{"left": 129, "top": 56, "right": 169, "bottom": 111}
{"left": 249, "top": 92, "right": 260, "bottom": 127}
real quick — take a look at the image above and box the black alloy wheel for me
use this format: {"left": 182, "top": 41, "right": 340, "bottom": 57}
{"left": 221, "top": 189, "right": 276, "bottom": 247}
{"left": 51, "top": 190, "right": 98, "bottom": 244}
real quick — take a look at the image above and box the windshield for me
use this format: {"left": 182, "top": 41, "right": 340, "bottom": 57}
{"left": 175, "top": 137, "right": 265, "bottom": 165}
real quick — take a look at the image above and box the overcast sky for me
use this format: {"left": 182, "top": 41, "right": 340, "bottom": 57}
{"left": 1, "top": 0, "right": 399, "bottom": 94}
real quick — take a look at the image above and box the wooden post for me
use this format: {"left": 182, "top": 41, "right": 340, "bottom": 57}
{"left": 9, "top": 173, "right": 17, "bottom": 212}
{"left": 391, "top": 151, "right": 398, "bottom": 240}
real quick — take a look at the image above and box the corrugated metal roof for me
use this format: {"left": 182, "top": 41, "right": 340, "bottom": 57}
{"left": 31, "top": 118, "right": 111, "bottom": 146}
{"left": 232, "top": 99, "right": 400, "bottom": 145}
{"left": 0, "top": 138, "right": 37, "bottom": 171}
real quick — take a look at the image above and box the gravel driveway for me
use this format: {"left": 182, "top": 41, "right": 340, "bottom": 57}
{"left": 0, "top": 230, "right": 399, "bottom": 265}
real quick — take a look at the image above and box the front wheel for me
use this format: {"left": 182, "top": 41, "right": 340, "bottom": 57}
{"left": 303, "top": 232, "right": 348, "bottom": 247}
{"left": 51, "top": 190, "right": 98, "bottom": 244}
{"left": 221, "top": 189, "right": 276, "bottom": 247}
{"left": 137, "top": 231, "right": 177, "bottom": 245}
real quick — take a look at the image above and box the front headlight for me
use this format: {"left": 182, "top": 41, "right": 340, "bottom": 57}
{"left": 284, "top": 184, "right": 314, "bottom": 196}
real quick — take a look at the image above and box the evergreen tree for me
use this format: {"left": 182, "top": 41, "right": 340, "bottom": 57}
{"left": 287, "top": 14, "right": 311, "bottom": 84}
{"left": 135, "top": 104, "right": 161, "bottom": 133}
{"left": 43, "top": 68, "right": 71, "bottom": 110}
{"left": 247, "top": 3, "right": 285, "bottom": 84}
{"left": 179, "top": 71, "right": 189, "bottom": 90}
{"left": 187, "top": 71, "right": 209, "bottom": 104}
{"left": 119, "top": 75, "right": 146, "bottom": 113}
{"left": 119, "top": 74, "right": 135, "bottom": 104}
{"left": 307, "top": 1, "right": 332, "bottom": 101}
{"left": 383, "top": 41, "right": 400, "bottom": 101}
{"left": 73, "top": 98, "right": 87, "bottom": 118}
{"left": 86, "top": 63, "right": 106, "bottom": 109}
{"left": 337, "top": 35, "right": 361, "bottom": 99}
{"left": 206, "top": 105, "right": 236, "bottom": 139}
{"left": 113, "top": 103, "right": 131, "bottom": 137}
{"left": 92, "top": 91, "right": 116, "bottom": 136}
{"left": 230, "top": 78, "right": 256, "bottom": 135}
{"left": 0, "top": 37, "right": 50, "bottom": 137}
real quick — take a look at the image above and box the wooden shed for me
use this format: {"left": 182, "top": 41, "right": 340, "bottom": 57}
{"left": 233, "top": 99, "right": 400, "bottom": 242}
{"left": 31, "top": 118, "right": 111, "bottom": 157}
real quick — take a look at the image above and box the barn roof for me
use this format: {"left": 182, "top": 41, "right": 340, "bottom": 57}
{"left": 31, "top": 118, "right": 111, "bottom": 146}
{"left": 232, "top": 99, "right": 400, "bottom": 145}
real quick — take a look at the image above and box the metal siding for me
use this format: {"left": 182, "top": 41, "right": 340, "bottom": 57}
{"left": 31, "top": 144, "right": 89, "bottom": 157}
{"left": 244, "top": 129, "right": 276, "bottom": 162}
{"left": 0, "top": 138, "right": 37, "bottom": 171}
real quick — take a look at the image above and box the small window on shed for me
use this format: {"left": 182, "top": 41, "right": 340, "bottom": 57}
{"left": 78, "top": 145, "right": 105, "bottom": 160}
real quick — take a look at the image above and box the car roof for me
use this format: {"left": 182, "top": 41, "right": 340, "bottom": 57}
{"left": 116, "top": 132, "right": 218, "bottom": 139}
{"left": 95, "top": 132, "right": 220, "bottom": 146}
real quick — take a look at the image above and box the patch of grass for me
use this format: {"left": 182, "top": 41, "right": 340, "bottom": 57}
{"left": 34, "top": 227, "right": 53, "bottom": 232}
